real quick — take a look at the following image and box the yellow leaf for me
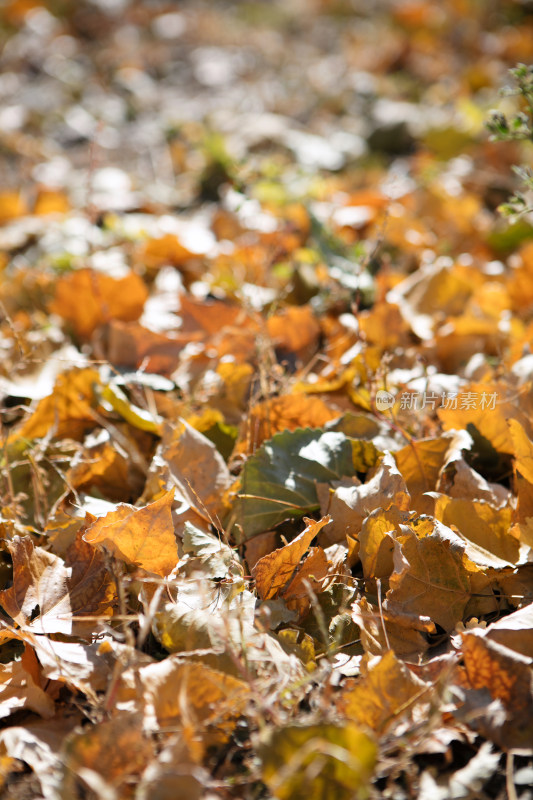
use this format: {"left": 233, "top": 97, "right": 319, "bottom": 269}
{"left": 0, "top": 534, "right": 115, "bottom": 636}
{"left": 394, "top": 436, "right": 455, "bottom": 515}
{"left": 0, "top": 191, "right": 27, "bottom": 224}
{"left": 10, "top": 367, "right": 100, "bottom": 442}
{"left": 267, "top": 305, "right": 320, "bottom": 355}
{"left": 341, "top": 650, "right": 427, "bottom": 734}
{"left": 509, "top": 418, "right": 533, "bottom": 484}
{"left": 83, "top": 490, "right": 178, "bottom": 577}
{"left": 100, "top": 382, "right": 163, "bottom": 435}
{"left": 433, "top": 494, "right": 517, "bottom": 563}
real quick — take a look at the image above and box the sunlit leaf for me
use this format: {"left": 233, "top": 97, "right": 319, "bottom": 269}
{"left": 0, "top": 533, "right": 115, "bottom": 636}
{"left": 231, "top": 428, "right": 358, "bottom": 541}
{"left": 10, "top": 367, "right": 100, "bottom": 442}
{"left": 253, "top": 516, "right": 330, "bottom": 601}
{"left": 0, "top": 646, "right": 55, "bottom": 720}
{"left": 83, "top": 489, "right": 178, "bottom": 577}
{"left": 341, "top": 650, "right": 428, "bottom": 734}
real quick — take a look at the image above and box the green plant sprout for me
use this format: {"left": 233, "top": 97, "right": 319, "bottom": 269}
{"left": 487, "top": 63, "right": 533, "bottom": 220}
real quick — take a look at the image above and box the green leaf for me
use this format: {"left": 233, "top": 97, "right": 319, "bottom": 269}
{"left": 230, "top": 428, "right": 357, "bottom": 542}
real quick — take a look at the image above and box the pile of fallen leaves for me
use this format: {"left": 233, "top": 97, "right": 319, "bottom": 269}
{"left": 2, "top": 0, "right": 533, "bottom": 798}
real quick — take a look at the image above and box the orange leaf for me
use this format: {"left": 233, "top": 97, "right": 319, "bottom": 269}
{"left": 83, "top": 489, "right": 178, "bottom": 577}
{"left": 253, "top": 516, "right": 330, "bottom": 601}
{"left": 237, "top": 394, "right": 339, "bottom": 455}
{"left": 267, "top": 305, "right": 320, "bottom": 355}
{"left": 50, "top": 268, "right": 148, "bottom": 339}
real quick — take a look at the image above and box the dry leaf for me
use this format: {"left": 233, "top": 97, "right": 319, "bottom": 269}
{"left": 321, "top": 452, "right": 410, "bottom": 546}
{"left": 253, "top": 516, "right": 331, "bottom": 601}
{"left": 62, "top": 712, "right": 154, "bottom": 797}
{"left": 0, "top": 646, "right": 55, "bottom": 720}
{"left": 10, "top": 367, "right": 100, "bottom": 442}
{"left": 458, "top": 630, "right": 533, "bottom": 750}
{"left": 83, "top": 489, "right": 178, "bottom": 577}
{"left": 394, "top": 435, "right": 455, "bottom": 515}
{"left": 144, "top": 420, "right": 232, "bottom": 523}
{"left": 50, "top": 268, "right": 148, "bottom": 339}
{"left": 258, "top": 722, "right": 376, "bottom": 800}
{"left": 236, "top": 393, "right": 339, "bottom": 455}
{"left": 385, "top": 519, "right": 481, "bottom": 632}
{"left": 432, "top": 494, "right": 517, "bottom": 563}
{"left": 341, "top": 650, "right": 428, "bottom": 734}
{"left": 267, "top": 305, "right": 321, "bottom": 356}
{"left": 0, "top": 534, "right": 115, "bottom": 636}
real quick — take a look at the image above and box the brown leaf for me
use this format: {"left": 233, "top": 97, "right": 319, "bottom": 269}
{"left": 50, "top": 268, "right": 148, "bottom": 339}
{"left": 481, "top": 604, "right": 533, "bottom": 660}
{"left": 385, "top": 518, "right": 481, "bottom": 632}
{"left": 352, "top": 597, "right": 431, "bottom": 661}
{"left": 0, "top": 534, "right": 115, "bottom": 636}
{"left": 253, "top": 516, "right": 331, "bottom": 601}
{"left": 458, "top": 630, "right": 533, "bottom": 751}
{"left": 394, "top": 435, "right": 455, "bottom": 515}
{"left": 62, "top": 712, "right": 154, "bottom": 796}
{"left": 67, "top": 435, "right": 145, "bottom": 502}
{"left": 83, "top": 489, "right": 178, "bottom": 577}
{"left": 118, "top": 657, "right": 250, "bottom": 744}
{"left": 0, "top": 646, "right": 55, "bottom": 720}
{"left": 105, "top": 319, "right": 194, "bottom": 375}
{"left": 144, "top": 420, "right": 232, "bottom": 523}
{"left": 320, "top": 452, "right": 410, "bottom": 546}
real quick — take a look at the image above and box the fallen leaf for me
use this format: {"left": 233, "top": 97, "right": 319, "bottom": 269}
{"left": 231, "top": 428, "right": 358, "bottom": 541}
{"left": 385, "top": 519, "right": 481, "bottom": 632}
{"left": 509, "top": 417, "right": 533, "bottom": 484}
{"left": 128, "top": 658, "right": 250, "bottom": 743}
{"left": 359, "top": 506, "right": 409, "bottom": 580}
{"left": 236, "top": 394, "right": 340, "bottom": 455}
{"left": 50, "top": 268, "right": 148, "bottom": 339}
{"left": 394, "top": 435, "right": 455, "bottom": 515}
{"left": 432, "top": 494, "right": 517, "bottom": 563}
{"left": 10, "top": 367, "right": 100, "bottom": 442}
{"left": 83, "top": 489, "right": 178, "bottom": 577}
{"left": 457, "top": 630, "right": 533, "bottom": 750}
{"left": 253, "top": 516, "right": 331, "bottom": 601}
{"left": 0, "top": 646, "right": 55, "bottom": 720}
{"left": 321, "top": 452, "right": 410, "bottom": 546}
{"left": 62, "top": 713, "right": 154, "bottom": 797}
{"left": 0, "top": 534, "right": 115, "bottom": 636}
{"left": 267, "top": 304, "right": 321, "bottom": 356}
{"left": 341, "top": 650, "right": 428, "bottom": 734}
{"left": 144, "top": 420, "right": 232, "bottom": 524}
